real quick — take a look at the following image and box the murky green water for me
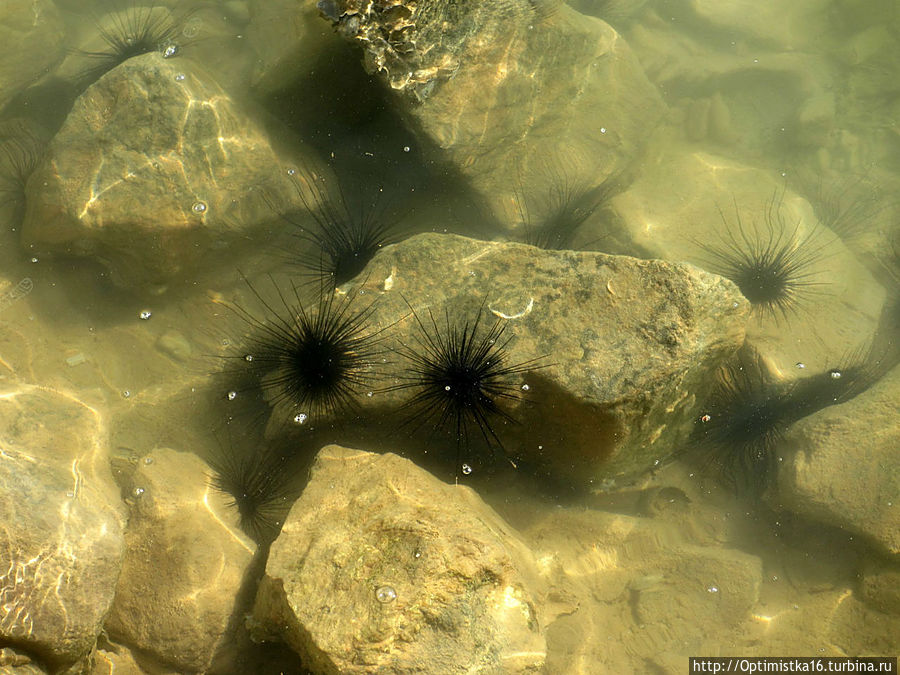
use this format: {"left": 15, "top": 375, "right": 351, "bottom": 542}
{"left": 0, "top": 1, "right": 897, "bottom": 673}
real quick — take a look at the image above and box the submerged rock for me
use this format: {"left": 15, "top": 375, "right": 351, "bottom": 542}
{"left": 320, "top": 0, "right": 665, "bottom": 227}
{"left": 286, "top": 233, "right": 748, "bottom": 488}
{"left": 0, "top": 383, "right": 126, "bottom": 667}
{"left": 0, "top": 0, "right": 64, "bottom": 111}
{"left": 252, "top": 445, "right": 547, "bottom": 674}
{"left": 611, "top": 149, "right": 885, "bottom": 377}
{"left": 775, "top": 363, "right": 900, "bottom": 556}
{"left": 105, "top": 447, "right": 256, "bottom": 673}
{"left": 21, "top": 52, "right": 310, "bottom": 291}
{"left": 524, "top": 507, "right": 762, "bottom": 671}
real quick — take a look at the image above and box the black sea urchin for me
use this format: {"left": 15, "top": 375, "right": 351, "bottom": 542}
{"left": 391, "top": 299, "right": 542, "bottom": 471}
{"left": 75, "top": 5, "right": 189, "bottom": 88}
{"left": 207, "top": 439, "right": 304, "bottom": 544}
{"left": 282, "top": 169, "right": 401, "bottom": 289}
{"left": 694, "top": 346, "right": 882, "bottom": 496}
{"left": 700, "top": 193, "right": 829, "bottom": 321}
{"left": 0, "top": 131, "right": 44, "bottom": 230}
{"left": 515, "top": 174, "right": 614, "bottom": 251}
{"left": 226, "top": 277, "right": 380, "bottom": 425}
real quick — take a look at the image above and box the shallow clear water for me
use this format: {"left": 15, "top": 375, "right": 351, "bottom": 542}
{"left": 0, "top": 0, "right": 898, "bottom": 673}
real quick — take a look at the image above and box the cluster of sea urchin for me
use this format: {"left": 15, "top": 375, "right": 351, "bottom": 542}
{"left": 212, "top": 282, "right": 543, "bottom": 536}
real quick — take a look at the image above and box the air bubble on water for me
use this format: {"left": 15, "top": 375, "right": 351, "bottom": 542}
{"left": 287, "top": 168, "right": 296, "bottom": 176}
{"left": 521, "top": 383, "right": 530, "bottom": 392}
{"left": 174, "top": 73, "right": 185, "bottom": 81}
{"left": 796, "top": 362, "right": 805, "bottom": 369}
{"left": 122, "top": 390, "right": 131, "bottom": 399}
{"left": 192, "top": 201, "right": 208, "bottom": 214}
{"left": 403, "top": 145, "right": 410, "bottom": 152}
{"left": 707, "top": 585, "right": 719, "bottom": 593}
{"left": 162, "top": 43, "right": 178, "bottom": 58}
{"left": 375, "top": 585, "right": 397, "bottom": 603}
{"left": 133, "top": 487, "right": 145, "bottom": 497}
{"left": 244, "top": 354, "right": 253, "bottom": 362}
{"left": 182, "top": 17, "right": 202, "bottom": 39}
{"left": 227, "top": 391, "right": 237, "bottom": 401}
{"left": 830, "top": 370, "right": 842, "bottom": 379}
{"left": 461, "top": 463, "right": 472, "bottom": 475}
{"left": 294, "top": 413, "right": 308, "bottom": 425}
{"left": 30, "top": 257, "right": 38, "bottom": 263}
{"left": 444, "top": 385, "right": 451, "bottom": 392}
{"left": 144, "top": 457, "right": 153, "bottom": 465}
{"left": 139, "top": 310, "right": 152, "bottom": 320}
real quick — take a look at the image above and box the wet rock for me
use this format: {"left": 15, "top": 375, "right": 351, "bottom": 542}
{"left": 305, "top": 232, "right": 748, "bottom": 487}
{"left": 251, "top": 445, "right": 547, "bottom": 674}
{"left": 611, "top": 149, "right": 885, "bottom": 377}
{"left": 0, "top": 0, "right": 65, "bottom": 111}
{"left": 0, "top": 383, "right": 126, "bottom": 667}
{"left": 776, "top": 364, "right": 900, "bottom": 556}
{"left": 105, "top": 447, "right": 256, "bottom": 673}
{"left": 22, "top": 52, "right": 311, "bottom": 291}
{"left": 322, "top": 1, "right": 665, "bottom": 226}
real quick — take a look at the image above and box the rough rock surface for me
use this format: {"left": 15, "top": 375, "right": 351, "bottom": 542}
{"left": 286, "top": 232, "right": 748, "bottom": 487}
{"left": 776, "top": 364, "right": 900, "bottom": 556}
{"left": 252, "top": 445, "right": 547, "bottom": 674}
{"left": 105, "top": 447, "right": 256, "bottom": 673}
{"left": 611, "top": 149, "right": 885, "bottom": 376}
{"left": 0, "top": 0, "right": 64, "bottom": 111}
{"left": 322, "top": 1, "right": 665, "bottom": 225}
{"left": 0, "top": 383, "right": 126, "bottom": 667}
{"left": 22, "top": 52, "right": 310, "bottom": 291}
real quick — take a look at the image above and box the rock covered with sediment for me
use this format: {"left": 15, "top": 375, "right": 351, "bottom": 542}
{"left": 0, "top": 383, "right": 126, "bottom": 667}
{"left": 21, "top": 52, "right": 309, "bottom": 291}
{"left": 104, "top": 447, "right": 256, "bottom": 673}
{"left": 316, "top": 233, "right": 748, "bottom": 488}
{"left": 775, "top": 363, "right": 900, "bottom": 556}
{"left": 251, "top": 445, "right": 547, "bottom": 674}
{"left": 320, "top": 0, "right": 665, "bottom": 224}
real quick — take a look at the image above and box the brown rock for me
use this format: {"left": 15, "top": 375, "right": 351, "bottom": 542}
{"left": 322, "top": 1, "right": 665, "bottom": 227}
{"left": 0, "top": 383, "right": 126, "bottom": 667}
{"left": 776, "top": 364, "right": 900, "bottom": 555}
{"left": 268, "top": 232, "right": 748, "bottom": 487}
{"left": 22, "top": 52, "right": 313, "bottom": 291}
{"left": 251, "top": 445, "right": 547, "bottom": 674}
{"left": 105, "top": 447, "right": 256, "bottom": 672}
